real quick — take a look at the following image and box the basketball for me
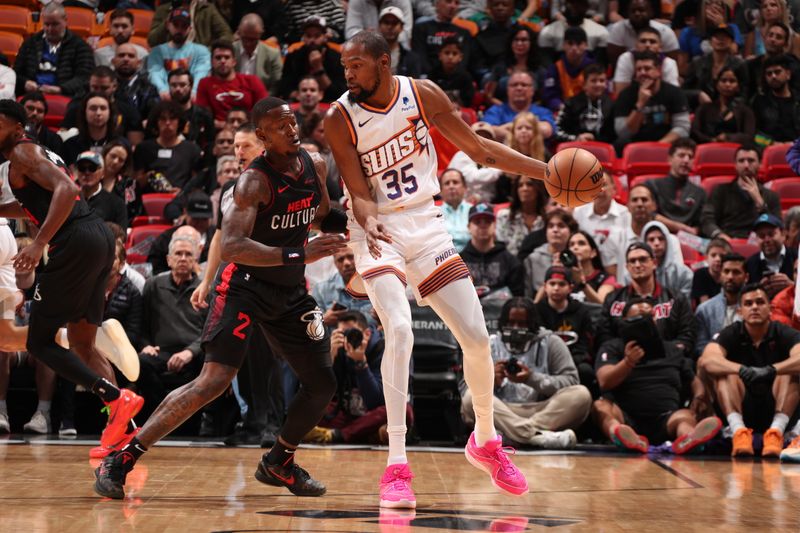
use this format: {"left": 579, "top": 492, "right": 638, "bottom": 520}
{"left": 544, "top": 148, "right": 604, "bottom": 207}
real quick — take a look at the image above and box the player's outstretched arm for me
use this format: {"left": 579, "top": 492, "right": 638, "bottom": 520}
{"left": 415, "top": 79, "right": 548, "bottom": 181}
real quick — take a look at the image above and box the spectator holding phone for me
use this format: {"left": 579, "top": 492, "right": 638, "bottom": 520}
{"left": 460, "top": 297, "right": 592, "bottom": 450}
{"left": 312, "top": 248, "right": 374, "bottom": 328}
{"left": 593, "top": 297, "right": 721, "bottom": 454}
{"left": 745, "top": 214, "right": 796, "bottom": 299}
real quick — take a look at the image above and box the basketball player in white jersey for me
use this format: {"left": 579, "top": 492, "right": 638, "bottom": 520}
{"left": 325, "top": 31, "right": 568, "bottom": 508}
{"left": 0, "top": 161, "right": 27, "bottom": 352}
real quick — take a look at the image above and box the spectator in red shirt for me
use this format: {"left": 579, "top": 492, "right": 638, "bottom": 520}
{"left": 196, "top": 39, "right": 268, "bottom": 129}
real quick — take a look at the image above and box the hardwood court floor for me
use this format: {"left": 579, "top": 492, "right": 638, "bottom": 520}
{"left": 1, "top": 442, "right": 799, "bottom": 532}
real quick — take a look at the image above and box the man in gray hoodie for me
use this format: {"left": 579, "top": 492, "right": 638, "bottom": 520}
{"left": 642, "top": 220, "right": 693, "bottom": 299}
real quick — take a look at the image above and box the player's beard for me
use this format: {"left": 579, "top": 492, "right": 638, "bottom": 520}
{"left": 347, "top": 67, "right": 381, "bottom": 104}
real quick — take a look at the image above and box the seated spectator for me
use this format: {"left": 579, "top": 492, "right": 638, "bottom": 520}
{"left": 678, "top": 0, "right": 744, "bottom": 73}
{"left": 14, "top": 3, "right": 94, "bottom": 97}
{"left": 146, "top": 9, "right": 212, "bottom": 98}
{"left": 283, "top": 0, "right": 347, "bottom": 45}
{"left": 535, "top": 266, "right": 597, "bottom": 394}
{"left": 197, "top": 40, "right": 268, "bottom": 130}
{"left": 770, "top": 260, "right": 800, "bottom": 330}
{"left": 210, "top": 156, "right": 240, "bottom": 226}
{"left": 555, "top": 63, "right": 615, "bottom": 143}
{"left": 646, "top": 138, "right": 706, "bottom": 235}
{"left": 105, "top": 222, "right": 145, "bottom": 293}
{"left": 524, "top": 208, "right": 578, "bottom": 296}
{"left": 595, "top": 242, "right": 696, "bottom": 353}
{"left": 346, "top": 0, "right": 414, "bottom": 48}
{"left": 483, "top": 71, "right": 556, "bottom": 141}
{"left": 472, "top": 0, "right": 522, "bottom": 82}
{"left": 438, "top": 168, "right": 471, "bottom": 250}
{"left": 566, "top": 230, "right": 617, "bottom": 304}
{"left": 786, "top": 206, "right": 800, "bottom": 250}
{"left": 642, "top": 221, "right": 694, "bottom": 298}
{"left": 412, "top": 0, "right": 475, "bottom": 73}
{"left": 62, "top": 93, "right": 124, "bottom": 166}
{"left": 691, "top": 237, "right": 732, "bottom": 305}
{"left": 448, "top": 122, "right": 503, "bottom": 203}
{"left": 20, "top": 92, "right": 63, "bottom": 157}
{"left": 746, "top": 22, "right": 800, "bottom": 99}
{"left": 137, "top": 228, "right": 207, "bottom": 419}
{"left": 696, "top": 253, "right": 748, "bottom": 357}
{"left": 378, "top": 7, "right": 422, "bottom": 78}
{"left": 691, "top": 67, "right": 756, "bottom": 145}
{"left": 95, "top": 8, "right": 149, "bottom": 67}
{"left": 224, "top": 108, "right": 250, "bottom": 132}
{"left": 134, "top": 101, "right": 203, "bottom": 192}
{"left": 613, "top": 51, "right": 690, "bottom": 148}
{"left": 279, "top": 16, "right": 347, "bottom": 102}
{"left": 496, "top": 176, "right": 547, "bottom": 256}
{"left": 593, "top": 297, "right": 719, "bottom": 454}
{"left": 304, "top": 311, "right": 400, "bottom": 444}
{"left": 112, "top": 44, "right": 160, "bottom": 126}
{"left": 507, "top": 111, "right": 548, "bottom": 163}
{"left": 148, "top": 194, "right": 215, "bottom": 275}
{"left": 234, "top": 14, "right": 283, "bottom": 96}
{"left": 698, "top": 283, "right": 800, "bottom": 457}
{"left": 462, "top": 297, "right": 592, "bottom": 449}
{"left": 167, "top": 68, "right": 215, "bottom": 158}
{"left": 607, "top": 0, "right": 680, "bottom": 67}
{"left": 537, "top": 0, "right": 609, "bottom": 64}
{"left": 752, "top": 54, "right": 800, "bottom": 144}
{"left": 701, "top": 144, "right": 781, "bottom": 239}
{"left": 293, "top": 77, "right": 329, "bottom": 130}
{"left": 0, "top": 59, "right": 15, "bottom": 100}
{"left": 0, "top": 350, "right": 56, "bottom": 434}
{"left": 104, "top": 241, "right": 143, "bottom": 351}
{"left": 573, "top": 170, "right": 630, "bottom": 275}
{"left": 427, "top": 37, "right": 475, "bottom": 108}
{"left": 147, "top": 0, "right": 233, "bottom": 48}
{"left": 74, "top": 151, "right": 128, "bottom": 230}
{"left": 684, "top": 24, "right": 748, "bottom": 109}
{"left": 483, "top": 25, "right": 543, "bottom": 106}
{"left": 542, "top": 27, "right": 596, "bottom": 112}
{"left": 312, "top": 249, "right": 375, "bottom": 329}
{"left": 548, "top": 0, "right": 608, "bottom": 23}
{"left": 744, "top": 0, "right": 800, "bottom": 59}
{"left": 613, "top": 26, "right": 679, "bottom": 95}
{"left": 461, "top": 203, "right": 525, "bottom": 297}
{"left": 746, "top": 213, "right": 796, "bottom": 298}
{"left": 101, "top": 140, "right": 141, "bottom": 223}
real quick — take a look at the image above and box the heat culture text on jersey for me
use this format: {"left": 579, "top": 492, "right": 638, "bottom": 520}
{"left": 271, "top": 194, "right": 317, "bottom": 230}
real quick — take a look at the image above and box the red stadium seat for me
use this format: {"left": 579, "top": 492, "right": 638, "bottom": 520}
{"left": 680, "top": 242, "right": 703, "bottom": 268}
{"left": 64, "top": 7, "right": 97, "bottom": 39}
{"left": 141, "top": 192, "right": 177, "bottom": 218}
{"left": 125, "top": 224, "right": 171, "bottom": 264}
{"left": 557, "top": 141, "right": 617, "bottom": 172}
{"left": 693, "top": 142, "right": 739, "bottom": 178}
{"left": 0, "top": 31, "right": 23, "bottom": 66}
{"left": 0, "top": 6, "right": 34, "bottom": 38}
{"left": 700, "top": 175, "right": 734, "bottom": 196}
{"left": 628, "top": 173, "right": 667, "bottom": 191}
{"left": 729, "top": 238, "right": 760, "bottom": 259}
{"left": 621, "top": 142, "right": 670, "bottom": 178}
{"left": 42, "top": 94, "right": 71, "bottom": 130}
{"left": 493, "top": 202, "right": 510, "bottom": 215}
{"left": 130, "top": 216, "right": 170, "bottom": 228}
{"left": 761, "top": 143, "right": 795, "bottom": 182}
{"left": 769, "top": 177, "right": 800, "bottom": 210}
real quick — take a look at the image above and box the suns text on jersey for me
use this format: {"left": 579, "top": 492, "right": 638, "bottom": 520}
{"left": 359, "top": 122, "right": 420, "bottom": 178}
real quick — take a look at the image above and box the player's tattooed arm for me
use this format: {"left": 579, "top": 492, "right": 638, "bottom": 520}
{"left": 309, "top": 151, "right": 331, "bottom": 229}
{"left": 414, "top": 79, "right": 547, "bottom": 180}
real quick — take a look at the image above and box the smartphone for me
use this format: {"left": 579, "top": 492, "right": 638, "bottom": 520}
{"left": 331, "top": 302, "right": 349, "bottom": 311}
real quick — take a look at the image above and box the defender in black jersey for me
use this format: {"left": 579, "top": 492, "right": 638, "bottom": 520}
{"left": 0, "top": 99, "right": 143, "bottom": 450}
{"left": 95, "top": 97, "right": 349, "bottom": 500}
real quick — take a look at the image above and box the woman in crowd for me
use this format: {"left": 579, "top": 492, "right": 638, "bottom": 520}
{"left": 496, "top": 175, "right": 548, "bottom": 256}
{"left": 524, "top": 208, "right": 578, "bottom": 297}
{"left": 678, "top": 0, "right": 744, "bottom": 74}
{"left": 62, "top": 93, "right": 122, "bottom": 166}
{"left": 101, "top": 140, "right": 142, "bottom": 222}
{"left": 691, "top": 66, "right": 755, "bottom": 144}
{"left": 483, "top": 24, "right": 542, "bottom": 106}
{"left": 566, "top": 230, "right": 617, "bottom": 304}
{"left": 744, "top": 0, "right": 799, "bottom": 58}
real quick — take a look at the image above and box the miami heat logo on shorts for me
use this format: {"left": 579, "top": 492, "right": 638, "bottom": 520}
{"left": 301, "top": 308, "right": 325, "bottom": 341}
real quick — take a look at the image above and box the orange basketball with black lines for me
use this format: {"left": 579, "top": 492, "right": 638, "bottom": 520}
{"left": 544, "top": 148, "right": 603, "bottom": 207}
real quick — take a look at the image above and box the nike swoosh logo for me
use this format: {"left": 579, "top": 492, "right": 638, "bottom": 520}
{"left": 358, "top": 117, "right": 373, "bottom": 127}
{"left": 269, "top": 467, "right": 295, "bottom": 485}
{"left": 278, "top": 185, "right": 289, "bottom": 193}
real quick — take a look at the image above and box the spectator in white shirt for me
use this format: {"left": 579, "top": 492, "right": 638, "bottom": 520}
{"left": 606, "top": 0, "right": 679, "bottom": 67}
{"left": 448, "top": 121, "right": 504, "bottom": 203}
{"left": 613, "top": 26, "right": 679, "bottom": 95}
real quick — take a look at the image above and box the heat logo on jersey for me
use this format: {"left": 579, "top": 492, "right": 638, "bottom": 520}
{"left": 358, "top": 116, "right": 429, "bottom": 178}
{"left": 271, "top": 194, "right": 317, "bottom": 230}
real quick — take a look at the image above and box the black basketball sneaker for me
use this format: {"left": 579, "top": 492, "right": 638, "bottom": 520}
{"left": 254, "top": 456, "right": 327, "bottom": 496}
{"left": 94, "top": 451, "right": 134, "bottom": 499}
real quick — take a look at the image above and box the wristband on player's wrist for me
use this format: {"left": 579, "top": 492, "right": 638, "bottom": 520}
{"left": 282, "top": 247, "right": 305, "bottom": 265}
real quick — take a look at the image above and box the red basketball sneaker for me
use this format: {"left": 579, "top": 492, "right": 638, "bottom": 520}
{"left": 100, "top": 389, "right": 143, "bottom": 448}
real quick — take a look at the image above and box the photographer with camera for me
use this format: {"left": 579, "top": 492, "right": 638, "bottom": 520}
{"left": 461, "top": 297, "right": 592, "bottom": 450}
{"left": 592, "top": 297, "right": 721, "bottom": 454}
{"left": 304, "top": 311, "right": 410, "bottom": 445}
{"left": 698, "top": 283, "right": 800, "bottom": 459}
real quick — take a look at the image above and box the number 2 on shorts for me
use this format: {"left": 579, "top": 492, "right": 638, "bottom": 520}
{"left": 232, "top": 312, "right": 251, "bottom": 340}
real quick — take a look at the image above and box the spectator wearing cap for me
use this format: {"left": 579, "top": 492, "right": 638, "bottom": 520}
{"left": 426, "top": 37, "right": 475, "bottom": 108}
{"left": 555, "top": 63, "right": 615, "bottom": 143}
{"left": 412, "top": 0, "right": 475, "bottom": 74}
{"left": 438, "top": 169, "right": 472, "bottom": 250}
{"left": 606, "top": 0, "right": 680, "bottom": 67}
{"left": 234, "top": 14, "right": 283, "bottom": 96}
{"left": 538, "top": 0, "right": 610, "bottom": 64}
{"left": 346, "top": 0, "right": 414, "bottom": 49}
{"left": 448, "top": 122, "right": 504, "bottom": 203}
{"left": 483, "top": 71, "right": 556, "bottom": 141}
{"left": 148, "top": 0, "right": 233, "bottom": 48}
{"left": 535, "top": 266, "right": 597, "bottom": 395}
{"left": 377, "top": 7, "right": 423, "bottom": 78}
{"left": 73, "top": 151, "right": 128, "bottom": 230}
{"left": 196, "top": 39, "right": 268, "bottom": 130}
{"left": 460, "top": 203, "right": 525, "bottom": 298}
{"left": 148, "top": 192, "right": 216, "bottom": 276}
{"left": 542, "top": 27, "right": 596, "bottom": 112}
{"left": 279, "top": 16, "right": 347, "bottom": 102}
{"left": 695, "top": 253, "right": 748, "bottom": 358}
{"left": 524, "top": 208, "right": 578, "bottom": 297}
{"left": 752, "top": 54, "right": 800, "bottom": 144}
{"left": 146, "top": 8, "right": 212, "bottom": 98}
{"left": 745, "top": 213, "right": 796, "bottom": 298}
{"left": 595, "top": 241, "right": 696, "bottom": 355}
{"left": 683, "top": 24, "right": 748, "bottom": 109}
{"left": 700, "top": 144, "right": 781, "bottom": 240}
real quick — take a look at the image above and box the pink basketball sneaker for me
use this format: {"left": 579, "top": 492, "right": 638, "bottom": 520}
{"left": 465, "top": 432, "right": 528, "bottom": 496}
{"left": 379, "top": 463, "right": 417, "bottom": 509}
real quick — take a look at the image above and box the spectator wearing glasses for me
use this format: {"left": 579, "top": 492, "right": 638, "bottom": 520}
{"left": 73, "top": 151, "right": 127, "bottom": 230}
